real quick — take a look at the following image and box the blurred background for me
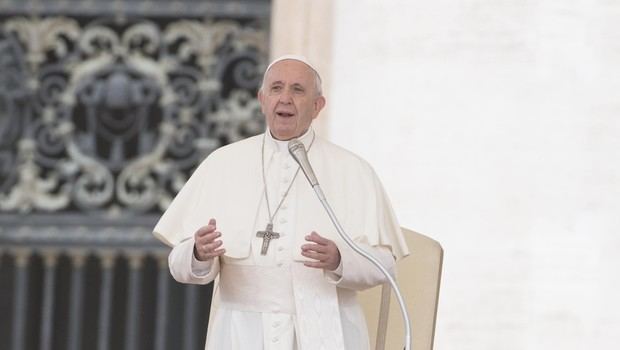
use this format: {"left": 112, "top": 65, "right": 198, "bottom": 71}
{"left": 1, "top": 0, "right": 619, "bottom": 349}
{"left": 0, "top": 0, "right": 269, "bottom": 349}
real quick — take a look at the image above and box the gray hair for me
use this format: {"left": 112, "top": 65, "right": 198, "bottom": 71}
{"left": 259, "top": 64, "right": 323, "bottom": 96}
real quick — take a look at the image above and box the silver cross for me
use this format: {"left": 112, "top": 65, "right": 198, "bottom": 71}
{"left": 256, "top": 223, "right": 281, "bottom": 255}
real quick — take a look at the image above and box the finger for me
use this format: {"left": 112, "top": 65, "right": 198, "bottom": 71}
{"left": 198, "top": 239, "right": 224, "bottom": 254}
{"left": 205, "top": 248, "right": 226, "bottom": 259}
{"left": 301, "top": 250, "right": 327, "bottom": 261}
{"left": 198, "top": 248, "right": 226, "bottom": 261}
{"left": 303, "top": 261, "right": 328, "bottom": 269}
{"left": 305, "top": 231, "right": 329, "bottom": 245}
{"left": 203, "top": 240, "right": 223, "bottom": 252}
{"left": 196, "top": 224, "right": 217, "bottom": 236}
{"left": 198, "top": 239, "right": 222, "bottom": 254}
{"left": 201, "top": 231, "right": 221, "bottom": 244}
{"left": 301, "top": 243, "right": 327, "bottom": 253}
{"left": 196, "top": 231, "right": 221, "bottom": 246}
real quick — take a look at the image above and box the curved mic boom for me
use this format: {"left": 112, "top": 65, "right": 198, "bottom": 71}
{"left": 287, "top": 137, "right": 412, "bottom": 350}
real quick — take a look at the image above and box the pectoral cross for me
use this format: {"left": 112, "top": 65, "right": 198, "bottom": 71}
{"left": 256, "top": 223, "right": 280, "bottom": 255}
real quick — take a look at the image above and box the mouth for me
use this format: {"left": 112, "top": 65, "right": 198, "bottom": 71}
{"left": 276, "top": 111, "right": 295, "bottom": 118}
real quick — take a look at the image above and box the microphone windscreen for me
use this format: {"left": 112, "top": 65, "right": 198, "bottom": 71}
{"left": 288, "top": 139, "right": 319, "bottom": 187}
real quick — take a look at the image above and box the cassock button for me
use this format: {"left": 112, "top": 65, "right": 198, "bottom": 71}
{"left": 279, "top": 218, "right": 287, "bottom": 224}
{"left": 282, "top": 178, "right": 289, "bottom": 183}
{"left": 272, "top": 321, "right": 280, "bottom": 328}
{"left": 281, "top": 204, "right": 288, "bottom": 210}
{"left": 272, "top": 337, "right": 279, "bottom": 343}
{"left": 278, "top": 246, "right": 284, "bottom": 252}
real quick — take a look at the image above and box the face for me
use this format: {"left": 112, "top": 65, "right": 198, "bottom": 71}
{"left": 258, "top": 59, "right": 326, "bottom": 140}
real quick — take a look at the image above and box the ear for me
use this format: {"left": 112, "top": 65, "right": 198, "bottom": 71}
{"left": 312, "top": 95, "right": 326, "bottom": 119}
{"left": 258, "top": 89, "right": 267, "bottom": 113}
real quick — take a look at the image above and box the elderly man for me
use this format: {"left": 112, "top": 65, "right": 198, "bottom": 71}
{"left": 153, "top": 55, "right": 409, "bottom": 350}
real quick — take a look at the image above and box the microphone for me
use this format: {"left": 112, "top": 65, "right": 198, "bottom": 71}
{"left": 288, "top": 139, "right": 319, "bottom": 187}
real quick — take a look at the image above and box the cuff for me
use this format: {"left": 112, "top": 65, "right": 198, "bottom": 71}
{"left": 191, "top": 253, "right": 214, "bottom": 277}
{"left": 323, "top": 259, "right": 343, "bottom": 284}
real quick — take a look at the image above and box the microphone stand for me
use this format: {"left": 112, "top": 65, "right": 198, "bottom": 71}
{"left": 289, "top": 140, "right": 412, "bottom": 350}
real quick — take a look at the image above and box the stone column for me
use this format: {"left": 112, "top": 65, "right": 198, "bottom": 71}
{"left": 39, "top": 251, "right": 59, "bottom": 350}
{"left": 183, "top": 285, "right": 199, "bottom": 350}
{"left": 97, "top": 252, "right": 115, "bottom": 350}
{"left": 68, "top": 252, "right": 87, "bottom": 350}
{"left": 11, "top": 249, "right": 31, "bottom": 350}
{"left": 125, "top": 253, "right": 144, "bottom": 350}
{"left": 154, "top": 254, "right": 170, "bottom": 350}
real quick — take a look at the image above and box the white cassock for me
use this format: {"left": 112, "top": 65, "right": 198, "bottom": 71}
{"left": 153, "top": 128, "right": 409, "bottom": 350}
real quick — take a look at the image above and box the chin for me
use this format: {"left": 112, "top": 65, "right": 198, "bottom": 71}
{"left": 272, "top": 128, "right": 297, "bottom": 140}
{"left": 273, "top": 133, "right": 295, "bottom": 141}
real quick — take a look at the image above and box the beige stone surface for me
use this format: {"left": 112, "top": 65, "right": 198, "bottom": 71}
{"left": 270, "top": 0, "right": 333, "bottom": 138}
{"left": 273, "top": 0, "right": 620, "bottom": 349}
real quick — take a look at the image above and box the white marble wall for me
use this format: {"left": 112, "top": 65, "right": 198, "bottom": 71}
{"left": 327, "top": 1, "right": 620, "bottom": 349}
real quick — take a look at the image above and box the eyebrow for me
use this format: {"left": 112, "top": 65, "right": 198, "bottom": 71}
{"left": 270, "top": 80, "right": 306, "bottom": 89}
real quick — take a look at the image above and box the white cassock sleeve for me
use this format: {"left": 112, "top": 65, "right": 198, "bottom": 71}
{"left": 324, "top": 242, "right": 395, "bottom": 291}
{"left": 168, "top": 237, "right": 220, "bottom": 285}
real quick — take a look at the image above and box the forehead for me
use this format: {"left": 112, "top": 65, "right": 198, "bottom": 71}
{"left": 264, "top": 59, "right": 315, "bottom": 85}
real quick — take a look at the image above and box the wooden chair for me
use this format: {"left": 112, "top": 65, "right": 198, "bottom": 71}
{"left": 358, "top": 228, "right": 444, "bottom": 350}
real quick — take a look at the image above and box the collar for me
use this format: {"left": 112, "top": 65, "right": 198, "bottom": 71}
{"left": 264, "top": 127, "right": 315, "bottom": 155}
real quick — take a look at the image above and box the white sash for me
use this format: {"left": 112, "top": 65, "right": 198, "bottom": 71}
{"left": 218, "top": 264, "right": 295, "bottom": 314}
{"left": 212, "top": 262, "right": 346, "bottom": 350}
{"left": 292, "top": 263, "right": 345, "bottom": 350}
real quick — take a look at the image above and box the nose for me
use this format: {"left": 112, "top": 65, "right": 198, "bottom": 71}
{"left": 278, "top": 89, "right": 293, "bottom": 104}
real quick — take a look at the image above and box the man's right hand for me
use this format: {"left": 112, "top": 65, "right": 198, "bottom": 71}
{"left": 193, "top": 218, "right": 226, "bottom": 261}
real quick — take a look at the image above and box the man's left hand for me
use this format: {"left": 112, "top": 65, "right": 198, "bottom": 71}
{"left": 301, "top": 231, "right": 341, "bottom": 271}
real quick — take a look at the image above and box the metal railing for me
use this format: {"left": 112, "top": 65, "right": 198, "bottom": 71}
{"left": 0, "top": 223, "right": 214, "bottom": 350}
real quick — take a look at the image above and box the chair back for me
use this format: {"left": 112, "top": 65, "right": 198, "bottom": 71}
{"left": 358, "top": 228, "right": 444, "bottom": 350}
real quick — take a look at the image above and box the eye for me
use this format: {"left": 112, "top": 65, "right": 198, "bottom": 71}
{"left": 293, "top": 86, "right": 304, "bottom": 93}
{"left": 270, "top": 85, "right": 282, "bottom": 92}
